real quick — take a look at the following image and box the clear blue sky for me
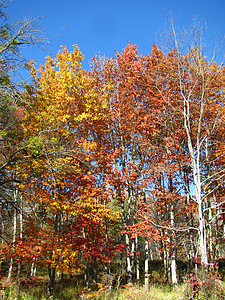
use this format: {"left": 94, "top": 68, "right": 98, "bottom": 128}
{"left": 8, "top": 0, "right": 225, "bottom": 72}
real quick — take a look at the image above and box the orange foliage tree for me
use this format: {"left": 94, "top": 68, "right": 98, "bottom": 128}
{"left": 1, "top": 29, "right": 224, "bottom": 292}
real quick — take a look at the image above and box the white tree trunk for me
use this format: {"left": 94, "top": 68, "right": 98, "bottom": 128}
{"left": 144, "top": 239, "right": 149, "bottom": 288}
{"left": 198, "top": 201, "right": 208, "bottom": 265}
{"left": 30, "top": 259, "right": 37, "bottom": 277}
{"left": 125, "top": 233, "right": 132, "bottom": 283}
{"left": 183, "top": 93, "right": 208, "bottom": 266}
{"left": 171, "top": 255, "right": 177, "bottom": 285}
{"left": 170, "top": 206, "right": 177, "bottom": 285}
{"left": 136, "top": 235, "right": 140, "bottom": 285}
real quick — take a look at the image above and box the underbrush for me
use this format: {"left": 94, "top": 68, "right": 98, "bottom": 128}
{"left": 0, "top": 282, "right": 183, "bottom": 300}
{"left": 1, "top": 280, "right": 224, "bottom": 300}
{"left": 1, "top": 263, "right": 225, "bottom": 300}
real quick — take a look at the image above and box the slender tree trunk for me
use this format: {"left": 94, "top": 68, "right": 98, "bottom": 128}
{"left": 125, "top": 233, "right": 132, "bottom": 283}
{"left": 93, "top": 257, "right": 97, "bottom": 289}
{"left": 48, "top": 213, "right": 59, "bottom": 295}
{"left": 131, "top": 237, "right": 135, "bottom": 277}
{"left": 83, "top": 228, "right": 89, "bottom": 289}
{"left": 119, "top": 237, "right": 124, "bottom": 279}
{"left": 144, "top": 239, "right": 149, "bottom": 288}
{"left": 48, "top": 266, "right": 56, "bottom": 295}
{"left": 136, "top": 235, "right": 140, "bottom": 285}
{"left": 149, "top": 246, "right": 153, "bottom": 261}
{"left": 223, "top": 222, "right": 225, "bottom": 241}
{"left": 198, "top": 201, "right": 208, "bottom": 265}
{"left": 161, "top": 230, "right": 169, "bottom": 283}
{"left": 170, "top": 205, "right": 177, "bottom": 285}
{"left": 171, "top": 255, "right": 177, "bottom": 285}
{"left": 56, "top": 271, "right": 60, "bottom": 283}
{"left": 208, "top": 206, "right": 213, "bottom": 261}
{"left": 183, "top": 92, "right": 208, "bottom": 266}
{"left": 8, "top": 191, "right": 17, "bottom": 280}
{"left": 56, "top": 270, "right": 63, "bottom": 283}
{"left": 84, "top": 258, "right": 89, "bottom": 289}
{"left": 104, "top": 217, "right": 112, "bottom": 289}
{"left": 1, "top": 221, "right": 4, "bottom": 247}
{"left": 30, "top": 260, "right": 37, "bottom": 277}
{"left": 17, "top": 194, "right": 23, "bottom": 278}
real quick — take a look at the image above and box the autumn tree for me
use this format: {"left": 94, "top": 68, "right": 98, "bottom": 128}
{"left": 0, "top": 1, "right": 51, "bottom": 281}
{"left": 145, "top": 21, "right": 225, "bottom": 266}
{"left": 0, "top": 0, "right": 49, "bottom": 210}
{"left": 2, "top": 46, "right": 123, "bottom": 293}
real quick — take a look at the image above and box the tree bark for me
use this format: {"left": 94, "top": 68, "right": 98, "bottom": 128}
{"left": 144, "top": 239, "right": 149, "bottom": 288}
{"left": 170, "top": 205, "right": 177, "bottom": 285}
{"left": 125, "top": 233, "right": 132, "bottom": 283}
{"left": 8, "top": 190, "right": 17, "bottom": 280}
{"left": 48, "top": 267, "right": 56, "bottom": 295}
{"left": 136, "top": 235, "right": 140, "bottom": 285}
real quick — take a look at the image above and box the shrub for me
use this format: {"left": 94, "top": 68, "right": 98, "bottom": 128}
{"left": 184, "top": 264, "right": 225, "bottom": 300}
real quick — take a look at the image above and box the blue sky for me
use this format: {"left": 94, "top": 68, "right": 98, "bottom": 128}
{"left": 8, "top": 0, "right": 225, "bottom": 74}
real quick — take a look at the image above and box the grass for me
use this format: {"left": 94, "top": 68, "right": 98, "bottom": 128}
{"left": 0, "top": 282, "right": 185, "bottom": 300}
{"left": 2, "top": 281, "right": 225, "bottom": 300}
{"left": 1, "top": 267, "right": 225, "bottom": 300}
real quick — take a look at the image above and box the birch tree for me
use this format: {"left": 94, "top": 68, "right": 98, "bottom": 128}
{"left": 150, "top": 19, "right": 225, "bottom": 266}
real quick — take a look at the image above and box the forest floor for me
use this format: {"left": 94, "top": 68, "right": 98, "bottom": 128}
{"left": 1, "top": 275, "right": 225, "bottom": 300}
{"left": 1, "top": 260, "right": 225, "bottom": 299}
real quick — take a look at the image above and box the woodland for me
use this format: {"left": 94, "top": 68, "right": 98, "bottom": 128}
{"left": 0, "top": 1, "right": 225, "bottom": 299}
